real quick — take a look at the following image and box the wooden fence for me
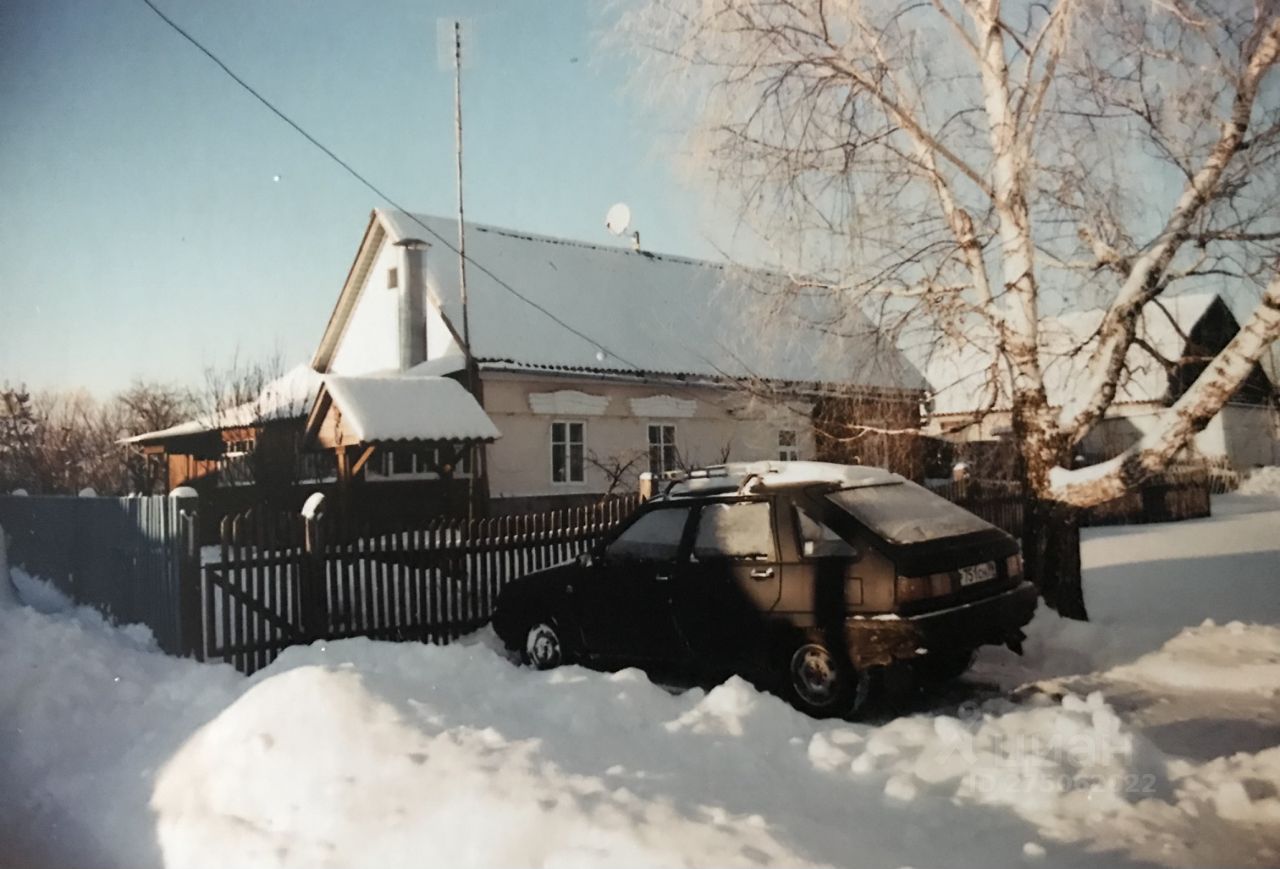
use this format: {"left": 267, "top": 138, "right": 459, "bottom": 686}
{"left": 925, "top": 479, "right": 1024, "bottom": 536}
{"left": 1081, "top": 467, "right": 1211, "bottom": 526}
{"left": 2, "top": 468, "right": 1217, "bottom": 675}
{"left": 200, "top": 494, "right": 642, "bottom": 673}
{"left": 0, "top": 494, "right": 200, "bottom": 656}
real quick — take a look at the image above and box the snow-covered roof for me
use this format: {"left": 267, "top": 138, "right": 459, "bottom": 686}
{"left": 404, "top": 355, "right": 467, "bottom": 378}
{"left": 342, "top": 210, "right": 925, "bottom": 393}
{"left": 321, "top": 375, "right": 499, "bottom": 443}
{"left": 123, "top": 365, "right": 323, "bottom": 444}
{"left": 925, "top": 292, "right": 1240, "bottom": 417}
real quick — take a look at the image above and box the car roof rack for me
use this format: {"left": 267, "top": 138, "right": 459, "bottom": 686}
{"left": 660, "top": 461, "right": 903, "bottom": 500}
{"left": 659, "top": 465, "right": 733, "bottom": 498}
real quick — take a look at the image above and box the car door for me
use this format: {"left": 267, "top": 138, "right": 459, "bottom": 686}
{"left": 574, "top": 504, "right": 691, "bottom": 661}
{"left": 670, "top": 499, "right": 781, "bottom": 670}
{"left": 775, "top": 496, "right": 880, "bottom": 636}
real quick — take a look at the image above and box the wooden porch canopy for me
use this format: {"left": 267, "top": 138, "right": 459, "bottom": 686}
{"left": 304, "top": 375, "right": 501, "bottom": 482}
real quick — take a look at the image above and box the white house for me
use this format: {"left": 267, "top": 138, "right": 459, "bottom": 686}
{"left": 924, "top": 292, "right": 1279, "bottom": 469}
{"left": 302, "top": 209, "right": 928, "bottom": 512}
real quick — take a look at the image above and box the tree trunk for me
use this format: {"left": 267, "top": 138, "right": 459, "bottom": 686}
{"left": 1022, "top": 495, "right": 1087, "bottom": 621}
{"left": 1011, "top": 391, "right": 1087, "bottom": 621}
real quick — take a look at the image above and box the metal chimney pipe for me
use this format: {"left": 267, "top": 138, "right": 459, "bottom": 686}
{"left": 395, "top": 238, "right": 429, "bottom": 370}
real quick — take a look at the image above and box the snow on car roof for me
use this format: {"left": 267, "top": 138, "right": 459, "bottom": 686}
{"left": 665, "top": 461, "right": 903, "bottom": 497}
{"left": 742, "top": 461, "right": 904, "bottom": 490}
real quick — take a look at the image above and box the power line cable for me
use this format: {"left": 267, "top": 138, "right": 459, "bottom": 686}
{"left": 137, "top": 0, "right": 644, "bottom": 372}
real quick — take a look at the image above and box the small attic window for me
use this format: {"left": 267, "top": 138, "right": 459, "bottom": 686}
{"left": 387, "top": 267, "right": 399, "bottom": 289}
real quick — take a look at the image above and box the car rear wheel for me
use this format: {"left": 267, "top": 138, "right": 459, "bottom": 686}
{"left": 786, "top": 642, "right": 868, "bottom": 718}
{"left": 524, "top": 621, "right": 566, "bottom": 670}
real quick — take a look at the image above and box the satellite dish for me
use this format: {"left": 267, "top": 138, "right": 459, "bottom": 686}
{"left": 605, "top": 202, "right": 631, "bottom": 236}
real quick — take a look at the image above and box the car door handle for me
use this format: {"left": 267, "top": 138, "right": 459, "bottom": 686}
{"left": 749, "top": 567, "right": 775, "bottom": 579}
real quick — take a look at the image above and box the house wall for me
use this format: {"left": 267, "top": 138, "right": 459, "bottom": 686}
{"left": 1079, "top": 403, "right": 1280, "bottom": 468}
{"left": 812, "top": 393, "right": 925, "bottom": 479}
{"left": 925, "top": 411, "right": 1013, "bottom": 442}
{"left": 478, "top": 372, "right": 817, "bottom": 502}
{"left": 330, "top": 239, "right": 402, "bottom": 375}
{"left": 426, "top": 300, "right": 462, "bottom": 360}
{"left": 1214, "top": 404, "right": 1280, "bottom": 468}
{"left": 933, "top": 402, "right": 1279, "bottom": 470}
{"left": 167, "top": 453, "right": 220, "bottom": 491}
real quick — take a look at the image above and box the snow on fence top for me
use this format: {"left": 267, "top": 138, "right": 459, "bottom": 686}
{"left": 377, "top": 210, "right": 926, "bottom": 393}
{"left": 322, "top": 374, "right": 500, "bottom": 443}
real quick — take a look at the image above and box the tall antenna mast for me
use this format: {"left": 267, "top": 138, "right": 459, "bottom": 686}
{"left": 453, "top": 19, "right": 477, "bottom": 519}
{"left": 453, "top": 20, "right": 472, "bottom": 388}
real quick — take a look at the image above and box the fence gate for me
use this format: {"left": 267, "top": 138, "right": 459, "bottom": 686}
{"left": 200, "top": 495, "right": 641, "bottom": 674}
{"left": 200, "top": 509, "right": 311, "bottom": 674}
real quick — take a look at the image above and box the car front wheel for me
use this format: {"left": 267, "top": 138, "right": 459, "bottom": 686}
{"left": 524, "top": 621, "right": 566, "bottom": 670}
{"left": 786, "top": 642, "right": 868, "bottom": 718}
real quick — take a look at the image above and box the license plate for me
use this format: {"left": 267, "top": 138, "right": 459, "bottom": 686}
{"left": 959, "top": 561, "right": 996, "bottom": 586}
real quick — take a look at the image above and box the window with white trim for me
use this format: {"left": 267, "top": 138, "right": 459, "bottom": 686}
{"left": 378, "top": 445, "right": 435, "bottom": 477}
{"left": 220, "top": 437, "right": 256, "bottom": 486}
{"left": 551, "top": 421, "right": 585, "bottom": 484}
{"left": 778, "top": 429, "right": 799, "bottom": 461}
{"left": 369, "top": 445, "right": 472, "bottom": 479}
{"left": 223, "top": 437, "right": 255, "bottom": 458}
{"left": 648, "top": 423, "right": 678, "bottom": 475}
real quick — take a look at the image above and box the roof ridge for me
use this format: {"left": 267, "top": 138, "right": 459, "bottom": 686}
{"left": 382, "top": 209, "right": 730, "bottom": 271}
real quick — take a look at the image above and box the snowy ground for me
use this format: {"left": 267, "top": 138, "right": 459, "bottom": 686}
{"left": 2, "top": 493, "right": 1279, "bottom": 869}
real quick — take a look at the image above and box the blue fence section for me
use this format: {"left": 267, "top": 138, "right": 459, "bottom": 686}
{"left": 0, "top": 494, "right": 200, "bottom": 656}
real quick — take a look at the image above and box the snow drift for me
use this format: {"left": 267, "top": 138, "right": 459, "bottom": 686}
{"left": 1238, "top": 465, "right": 1280, "bottom": 496}
{"left": 3, "top": 492, "right": 1280, "bottom": 868}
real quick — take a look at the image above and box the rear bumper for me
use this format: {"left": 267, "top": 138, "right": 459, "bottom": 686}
{"left": 845, "top": 581, "right": 1038, "bottom": 669}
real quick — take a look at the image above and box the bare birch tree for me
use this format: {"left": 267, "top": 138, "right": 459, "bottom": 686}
{"left": 614, "top": 0, "right": 1280, "bottom": 618}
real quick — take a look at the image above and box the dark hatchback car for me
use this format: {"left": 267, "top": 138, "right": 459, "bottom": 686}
{"left": 492, "top": 461, "right": 1037, "bottom": 717}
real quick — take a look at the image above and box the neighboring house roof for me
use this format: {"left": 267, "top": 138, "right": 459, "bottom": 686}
{"left": 123, "top": 365, "right": 323, "bottom": 445}
{"left": 925, "top": 292, "right": 1266, "bottom": 418}
{"left": 313, "top": 209, "right": 926, "bottom": 394}
{"left": 306, "top": 374, "right": 500, "bottom": 446}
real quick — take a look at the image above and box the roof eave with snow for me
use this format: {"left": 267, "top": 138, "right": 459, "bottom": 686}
{"left": 306, "top": 375, "right": 500, "bottom": 449}
{"left": 121, "top": 365, "right": 324, "bottom": 446}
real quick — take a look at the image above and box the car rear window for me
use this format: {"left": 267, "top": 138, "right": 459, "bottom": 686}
{"left": 826, "top": 482, "right": 994, "bottom": 545}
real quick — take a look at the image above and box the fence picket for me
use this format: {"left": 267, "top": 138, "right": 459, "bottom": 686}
{"left": 128, "top": 495, "right": 641, "bottom": 672}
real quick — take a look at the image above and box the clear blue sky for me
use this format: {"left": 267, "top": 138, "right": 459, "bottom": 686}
{"left": 0, "top": 0, "right": 723, "bottom": 396}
